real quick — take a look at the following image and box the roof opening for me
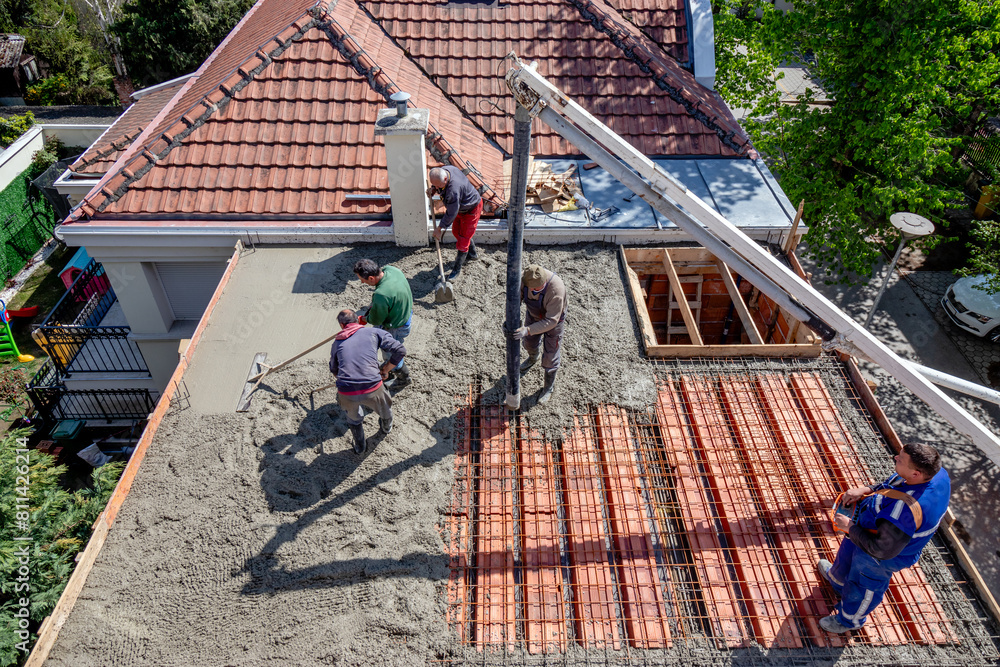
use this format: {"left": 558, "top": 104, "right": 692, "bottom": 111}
{"left": 621, "top": 247, "right": 820, "bottom": 357}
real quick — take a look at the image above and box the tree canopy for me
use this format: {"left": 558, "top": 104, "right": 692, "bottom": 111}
{"left": 111, "top": 0, "right": 255, "bottom": 87}
{"left": 715, "top": 0, "right": 1000, "bottom": 283}
{"left": 2, "top": 0, "right": 118, "bottom": 105}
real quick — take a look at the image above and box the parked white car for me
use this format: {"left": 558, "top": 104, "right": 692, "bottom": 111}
{"left": 942, "top": 275, "right": 1000, "bottom": 341}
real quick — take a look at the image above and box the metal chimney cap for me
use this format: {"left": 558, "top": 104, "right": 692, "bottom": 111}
{"left": 390, "top": 91, "right": 411, "bottom": 117}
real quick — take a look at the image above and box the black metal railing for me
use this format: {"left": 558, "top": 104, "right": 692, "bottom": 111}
{"left": 34, "top": 259, "right": 149, "bottom": 376}
{"left": 26, "top": 360, "right": 158, "bottom": 423}
{"left": 43, "top": 258, "right": 115, "bottom": 327}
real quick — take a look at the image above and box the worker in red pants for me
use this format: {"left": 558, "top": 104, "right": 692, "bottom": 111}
{"left": 428, "top": 165, "right": 482, "bottom": 280}
{"left": 818, "top": 443, "right": 950, "bottom": 634}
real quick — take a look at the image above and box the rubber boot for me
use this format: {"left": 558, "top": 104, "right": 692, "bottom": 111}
{"left": 385, "top": 364, "right": 410, "bottom": 390}
{"left": 379, "top": 415, "right": 393, "bottom": 435}
{"left": 349, "top": 423, "right": 366, "bottom": 454}
{"left": 467, "top": 240, "right": 479, "bottom": 261}
{"left": 538, "top": 369, "right": 557, "bottom": 404}
{"left": 520, "top": 350, "right": 540, "bottom": 373}
{"left": 447, "top": 251, "right": 468, "bottom": 280}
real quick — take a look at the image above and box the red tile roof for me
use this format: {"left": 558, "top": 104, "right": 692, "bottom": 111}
{"left": 71, "top": 0, "right": 505, "bottom": 222}
{"left": 604, "top": 0, "right": 688, "bottom": 64}
{"left": 68, "top": 79, "right": 189, "bottom": 178}
{"left": 362, "top": 0, "right": 746, "bottom": 157}
{"left": 67, "top": 0, "right": 751, "bottom": 225}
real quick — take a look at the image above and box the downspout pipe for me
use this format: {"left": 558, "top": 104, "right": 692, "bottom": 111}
{"left": 504, "top": 103, "right": 532, "bottom": 410}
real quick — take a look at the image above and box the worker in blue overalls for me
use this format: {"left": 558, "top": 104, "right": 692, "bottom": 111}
{"left": 818, "top": 442, "right": 951, "bottom": 634}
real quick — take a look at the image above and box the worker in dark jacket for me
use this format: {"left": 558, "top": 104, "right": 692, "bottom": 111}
{"left": 354, "top": 259, "right": 413, "bottom": 389}
{"left": 818, "top": 443, "right": 951, "bottom": 633}
{"left": 428, "top": 165, "right": 482, "bottom": 280}
{"left": 512, "top": 264, "right": 567, "bottom": 405}
{"left": 329, "top": 309, "right": 406, "bottom": 454}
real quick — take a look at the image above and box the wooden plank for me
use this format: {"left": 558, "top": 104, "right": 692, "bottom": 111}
{"left": 681, "top": 377, "right": 802, "bottom": 648}
{"left": 661, "top": 250, "right": 703, "bottom": 345}
{"left": 562, "top": 417, "right": 621, "bottom": 649}
{"left": 595, "top": 405, "right": 672, "bottom": 648}
{"left": 721, "top": 378, "right": 841, "bottom": 647}
{"left": 782, "top": 199, "right": 806, "bottom": 253}
{"left": 714, "top": 260, "right": 763, "bottom": 344}
{"left": 646, "top": 344, "right": 821, "bottom": 358}
{"left": 656, "top": 381, "right": 747, "bottom": 647}
{"left": 666, "top": 247, "right": 715, "bottom": 263}
{"left": 620, "top": 245, "right": 658, "bottom": 352}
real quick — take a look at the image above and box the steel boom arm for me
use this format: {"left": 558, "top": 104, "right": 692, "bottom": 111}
{"left": 505, "top": 60, "right": 1000, "bottom": 467}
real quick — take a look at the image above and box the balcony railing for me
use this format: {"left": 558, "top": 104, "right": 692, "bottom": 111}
{"left": 26, "top": 360, "right": 158, "bottom": 423}
{"left": 34, "top": 258, "right": 149, "bottom": 376}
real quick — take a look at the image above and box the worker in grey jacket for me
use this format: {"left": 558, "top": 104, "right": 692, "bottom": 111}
{"left": 512, "top": 264, "right": 567, "bottom": 404}
{"left": 329, "top": 309, "right": 406, "bottom": 454}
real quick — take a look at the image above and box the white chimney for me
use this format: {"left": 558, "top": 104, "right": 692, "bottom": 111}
{"left": 375, "top": 92, "right": 431, "bottom": 247}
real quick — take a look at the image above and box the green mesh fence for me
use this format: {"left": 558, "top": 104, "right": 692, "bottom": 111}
{"left": 0, "top": 169, "right": 57, "bottom": 281}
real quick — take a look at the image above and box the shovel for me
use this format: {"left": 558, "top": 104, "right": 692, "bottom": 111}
{"left": 433, "top": 222, "right": 455, "bottom": 303}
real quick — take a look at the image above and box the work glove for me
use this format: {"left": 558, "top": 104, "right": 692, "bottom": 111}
{"left": 355, "top": 307, "right": 369, "bottom": 325}
{"left": 358, "top": 315, "right": 367, "bottom": 325}
{"left": 512, "top": 326, "right": 528, "bottom": 340}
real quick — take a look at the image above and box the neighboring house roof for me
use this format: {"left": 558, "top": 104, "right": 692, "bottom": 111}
{"left": 67, "top": 0, "right": 751, "bottom": 225}
{"left": 0, "top": 35, "right": 25, "bottom": 70}
{"left": 68, "top": 77, "right": 191, "bottom": 178}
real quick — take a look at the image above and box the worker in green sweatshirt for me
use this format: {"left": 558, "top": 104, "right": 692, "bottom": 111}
{"left": 354, "top": 258, "right": 414, "bottom": 389}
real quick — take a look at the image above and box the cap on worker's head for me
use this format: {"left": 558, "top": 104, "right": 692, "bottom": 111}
{"left": 523, "top": 264, "right": 550, "bottom": 288}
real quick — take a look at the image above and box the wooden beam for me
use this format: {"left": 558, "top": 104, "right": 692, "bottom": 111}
{"left": 715, "top": 260, "right": 763, "bottom": 344}
{"left": 646, "top": 344, "right": 821, "bottom": 358}
{"left": 665, "top": 247, "right": 715, "bottom": 263}
{"left": 620, "top": 245, "right": 658, "bottom": 352}
{"left": 783, "top": 200, "right": 806, "bottom": 254}
{"left": 661, "top": 250, "right": 703, "bottom": 345}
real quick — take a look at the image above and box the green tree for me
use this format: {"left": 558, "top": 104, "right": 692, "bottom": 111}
{"left": 0, "top": 430, "right": 124, "bottom": 665}
{"left": 0, "top": 113, "right": 34, "bottom": 150}
{"left": 718, "top": 0, "right": 1000, "bottom": 283}
{"left": 112, "top": 0, "right": 255, "bottom": 87}
{"left": 713, "top": 0, "right": 781, "bottom": 121}
{"left": 12, "top": 0, "right": 117, "bottom": 105}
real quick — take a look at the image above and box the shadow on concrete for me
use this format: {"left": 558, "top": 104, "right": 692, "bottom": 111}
{"left": 240, "top": 410, "right": 453, "bottom": 594}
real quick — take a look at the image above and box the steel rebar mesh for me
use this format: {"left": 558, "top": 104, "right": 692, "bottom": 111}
{"left": 441, "top": 356, "right": 1000, "bottom": 666}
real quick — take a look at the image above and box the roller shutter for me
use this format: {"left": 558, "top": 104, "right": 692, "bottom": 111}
{"left": 154, "top": 261, "right": 227, "bottom": 320}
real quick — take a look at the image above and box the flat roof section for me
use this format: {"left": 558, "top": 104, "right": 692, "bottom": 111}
{"left": 525, "top": 158, "right": 795, "bottom": 231}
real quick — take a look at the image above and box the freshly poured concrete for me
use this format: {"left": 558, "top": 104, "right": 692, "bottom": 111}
{"left": 43, "top": 243, "right": 657, "bottom": 666}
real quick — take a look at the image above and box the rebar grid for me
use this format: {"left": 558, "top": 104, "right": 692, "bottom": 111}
{"left": 441, "top": 358, "right": 1000, "bottom": 666}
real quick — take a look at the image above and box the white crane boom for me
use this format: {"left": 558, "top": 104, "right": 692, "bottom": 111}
{"left": 505, "top": 59, "right": 1000, "bottom": 468}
